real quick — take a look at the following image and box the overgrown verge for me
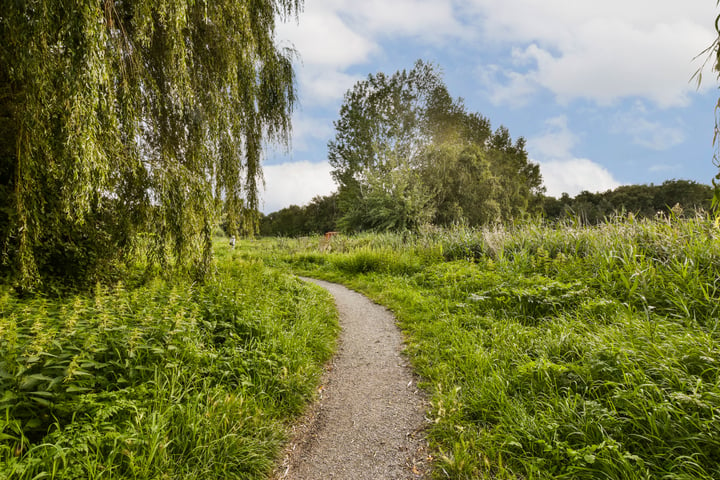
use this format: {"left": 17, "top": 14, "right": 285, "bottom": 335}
{"left": 0, "top": 242, "right": 339, "bottom": 479}
{"left": 257, "top": 217, "right": 720, "bottom": 479}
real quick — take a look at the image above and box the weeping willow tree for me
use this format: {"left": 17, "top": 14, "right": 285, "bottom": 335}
{"left": 0, "top": 0, "right": 299, "bottom": 289}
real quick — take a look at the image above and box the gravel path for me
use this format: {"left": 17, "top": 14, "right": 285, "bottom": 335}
{"left": 274, "top": 278, "right": 429, "bottom": 480}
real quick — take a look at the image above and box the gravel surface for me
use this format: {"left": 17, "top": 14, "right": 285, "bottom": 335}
{"left": 274, "top": 278, "right": 429, "bottom": 480}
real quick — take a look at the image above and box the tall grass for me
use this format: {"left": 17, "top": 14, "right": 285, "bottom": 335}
{"left": 262, "top": 215, "right": 720, "bottom": 479}
{"left": 0, "top": 241, "right": 339, "bottom": 479}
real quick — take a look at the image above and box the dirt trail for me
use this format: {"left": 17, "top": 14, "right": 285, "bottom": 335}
{"left": 274, "top": 278, "right": 429, "bottom": 480}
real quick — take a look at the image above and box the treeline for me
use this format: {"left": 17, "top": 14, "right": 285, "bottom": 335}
{"left": 260, "top": 179, "right": 713, "bottom": 236}
{"left": 544, "top": 179, "right": 713, "bottom": 223}
{"left": 259, "top": 194, "right": 340, "bottom": 237}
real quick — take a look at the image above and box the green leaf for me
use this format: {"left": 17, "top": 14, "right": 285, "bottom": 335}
{"left": 65, "top": 386, "right": 92, "bottom": 393}
{"left": 28, "top": 391, "right": 54, "bottom": 398}
{"left": 19, "top": 374, "right": 53, "bottom": 390}
{"left": 0, "top": 391, "right": 18, "bottom": 403}
{"left": 28, "top": 395, "right": 52, "bottom": 407}
{"left": 24, "top": 418, "right": 43, "bottom": 429}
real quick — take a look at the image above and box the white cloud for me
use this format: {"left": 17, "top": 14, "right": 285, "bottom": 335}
{"left": 276, "top": 7, "right": 376, "bottom": 69}
{"left": 529, "top": 116, "right": 622, "bottom": 196}
{"left": 479, "top": 64, "right": 538, "bottom": 107}
{"left": 261, "top": 160, "right": 336, "bottom": 213}
{"left": 468, "top": 0, "right": 712, "bottom": 49}
{"left": 287, "top": 113, "right": 336, "bottom": 152}
{"left": 527, "top": 116, "right": 577, "bottom": 159}
{"left": 346, "top": 0, "right": 461, "bottom": 39}
{"left": 611, "top": 103, "right": 686, "bottom": 150}
{"left": 539, "top": 159, "right": 621, "bottom": 197}
{"left": 298, "top": 70, "right": 362, "bottom": 105}
{"left": 472, "top": 0, "right": 717, "bottom": 107}
{"left": 276, "top": 0, "right": 465, "bottom": 105}
{"left": 276, "top": 3, "right": 377, "bottom": 105}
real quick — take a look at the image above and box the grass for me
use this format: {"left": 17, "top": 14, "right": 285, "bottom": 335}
{"left": 257, "top": 215, "right": 720, "bottom": 479}
{"left": 0, "top": 240, "right": 339, "bottom": 479}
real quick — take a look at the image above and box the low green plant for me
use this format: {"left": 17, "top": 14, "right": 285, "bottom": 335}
{"left": 260, "top": 216, "right": 720, "bottom": 479}
{"left": 0, "top": 240, "right": 339, "bottom": 479}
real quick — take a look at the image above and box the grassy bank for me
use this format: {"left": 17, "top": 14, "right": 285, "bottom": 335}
{"left": 0, "top": 242, "right": 339, "bottom": 479}
{"left": 258, "top": 216, "right": 720, "bottom": 479}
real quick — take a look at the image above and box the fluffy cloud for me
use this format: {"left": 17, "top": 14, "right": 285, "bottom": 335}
{"left": 539, "top": 159, "right": 621, "bottom": 197}
{"left": 276, "top": 0, "right": 464, "bottom": 104}
{"left": 473, "top": 0, "right": 716, "bottom": 107}
{"left": 527, "top": 116, "right": 578, "bottom": 159}
{"left": 611, "top": 103, "right": 686, "bottom": 150}
{"left": 261, "top": 160, "right": 336, "bottom": 213}
{"left": 529, "top": 116, "right": 622, "bottom": 196}
{"left": 276, "top": 8, "right": 376, "bottom": 69}
{"left": 343, "top": 0, "right": 460, "bottom": 39}
{"left": 275, "top": 4, "right": 376, "bottom": 107}
{"left": 297, "top": 70, "right": 363, "bottom": 105}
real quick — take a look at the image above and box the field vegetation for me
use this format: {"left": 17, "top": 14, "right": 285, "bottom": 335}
{"left": 258, "top": 213, "right": 720, "bottom": 479}
{"left": 0, "top": 241, "right": 339, "bottom": 479}
{"left": 6, "top": 3, "right": 719, "bottom": 479}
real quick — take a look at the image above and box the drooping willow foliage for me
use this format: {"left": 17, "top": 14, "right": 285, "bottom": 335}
{"left": 0, "top": 0, "right": 300, "bottom": 289}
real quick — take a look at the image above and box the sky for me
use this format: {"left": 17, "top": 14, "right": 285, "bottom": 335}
{"left": 260, "top": 0, "right": 720, "bottom": 214}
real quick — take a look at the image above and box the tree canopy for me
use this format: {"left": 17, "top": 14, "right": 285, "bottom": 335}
{"left": 328, "top": 60, "right": 543, "bottom": 232}
{"left": 0, "top": 0, "right": 300, "bottom": 289}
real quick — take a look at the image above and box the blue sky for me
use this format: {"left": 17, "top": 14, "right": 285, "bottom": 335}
{"left": 261, "top": 0, "right": 719, "bottom": 214}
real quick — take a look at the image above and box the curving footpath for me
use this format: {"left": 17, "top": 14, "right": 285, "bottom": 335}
{"left": 274, "top": 278, "right": 429, "bottom": 479}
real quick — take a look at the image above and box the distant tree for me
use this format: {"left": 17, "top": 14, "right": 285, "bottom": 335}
{"left": 303, "top": 194, "right": 341, "bottom": 234}
{"left": 339, "top": 151, "right": 434, "bottom": 232}
{"left": 328, "top": 60, "right": 443, "bottom": 224}
{"left": 260, "top": 205, "right": 305, "bottom": 237}
{"left": 328, "top": 60, "right": 542, "bottom": 232}
{"left": 542, "top": 180, "right": 713, "bottom": 222}
{"left": 260, "top": 194, "right": 340, "bottom": 237}
{"left": 0, "top": 0, "right": 299, "bottom": 289}
{"left": 654, "top": 179, "right": 713, "bottom": 212}
{"left": 542, "top": 193, "right": 572, "bottom": 219}
{"left": 486, "top": 127, "right": 544, "bottom": 220}
{"left": 419, "top": 144, "right": 500, "bottom": 226}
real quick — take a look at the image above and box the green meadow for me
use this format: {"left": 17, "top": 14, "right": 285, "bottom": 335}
{"left": 261, "top": 215, "right": 720, "bottom": 479}
{"left": 2, "top": 215, "right": 720, "bottom": 479}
